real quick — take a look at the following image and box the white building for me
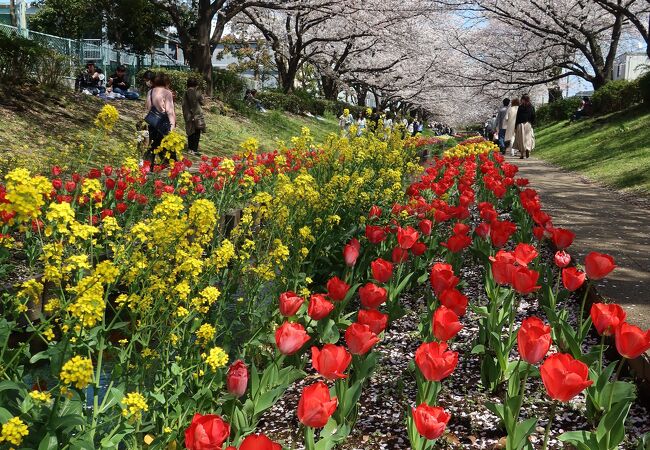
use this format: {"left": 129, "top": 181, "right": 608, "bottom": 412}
{"left": 613, "top": 52, "right": 650, "bottom": 81}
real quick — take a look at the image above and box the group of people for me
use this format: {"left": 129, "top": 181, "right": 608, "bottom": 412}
{"left": 141, "top": 70, "right": 206, "bottom": 167}
{"left": 430, "top": 121, "right": 454, "bottom": 136}
{"left": 339, "top": 108, "right": 437, "bottom": 139}
{"left": 488, "top": 94, "right": 536, "bottom": 159}
{"left": 75, "top": 61, "right": 139, "bottom": 100}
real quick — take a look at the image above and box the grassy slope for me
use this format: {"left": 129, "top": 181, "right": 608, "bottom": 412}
{"left": 535, "top": 105, "right": 650, "bottom": 194}
{"left": 0, "top": 88, "right": 338, "bottom": 175}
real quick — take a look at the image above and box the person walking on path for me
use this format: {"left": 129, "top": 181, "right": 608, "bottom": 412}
{"left": 505, "top": 98, "right": 520, "bottom": 156}
{"left": 144, "top": 73, "right": 176, "bottom": 168}
{"left": 495, "top": 98, "right": 510, "bottom": 154}
{"left": 182, "top": 77, "right": 206, "bottom": 155}
{"left": 514, "top": 94, "right": 535, "bottom": 159}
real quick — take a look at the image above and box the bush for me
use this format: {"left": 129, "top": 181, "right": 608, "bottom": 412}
{"left": 638, "top": 71, "right": 650, "bottom": 106}
{"left": 135, "top": 67, "right": 205, "bottom": 97}
{"left": 536, "top": 97, "right": 583, "bottom": 125}
{"left": 212, "top": 69, "right": 248, "bottom": 104}
{"left": 592, "top": 79, "right": 641, "bottom": 114}
{"left": 0, "top": 32, "right": 49, "bottom": 85}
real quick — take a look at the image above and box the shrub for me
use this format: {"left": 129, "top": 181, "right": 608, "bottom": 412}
{"left": 536, "top": 97, "right": 582, "bottom": 125}
{"left": 212, "top": 69, "right": 248, "bottom": 104}
{"left": 591, "top": 79, "right": 641, "bottom": 114}
{"left": 0, "top": 32, "right": 48, "bottom": 85}
{"left": 135, "top": 67, "right": 205, "bottom": 97}
{"left": 638, "top": 71, "right": 650, "bottom": 106}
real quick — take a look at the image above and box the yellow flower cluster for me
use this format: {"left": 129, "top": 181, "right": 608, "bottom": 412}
{"left": 0, "top": 416, "right": 29, "bottom": 446}
{"left": 67, "top": 261, "right": 119, "bottom": 328}
{"left": 203, "top": 346, "right": 228, "bottom": 372}
{"left": 154, "top": 130, "right": 185, "bottom": 160}
{"left": 0, "top": 168, "right": 51, "bottom": 225}
{"left": 191, "top": 286, "right": 221, "bottom": 314}
{"left": 443, "top": 140, "right": 499, "bottom": 158}
{"left": 29, "top": 390, "right": 52, "bottom": 403}
{"left": 94, "top": 104, "right": 119, "bottom": 132}
{"left": 60, "top": 355, "right": 94, "bottom": 389}
{"left": 239, "top": 137, "right": 259, "bottom": 158}
{"left": 121, "top": 392, "right": 149, "bottom": 420}
{"left": 196, "top": 323, "right": 216, "bottom": 345}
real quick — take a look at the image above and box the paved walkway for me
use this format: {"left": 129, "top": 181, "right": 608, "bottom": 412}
{"left": 511, "top": 155, "right": 650, "bottom": 330}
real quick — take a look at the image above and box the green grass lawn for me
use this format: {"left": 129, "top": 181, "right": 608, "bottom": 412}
{"left": 535, "top": 105, "right": 650, "bottom": 194}
{"left": 0, "top": 88, "right": 338, "bottom": 176}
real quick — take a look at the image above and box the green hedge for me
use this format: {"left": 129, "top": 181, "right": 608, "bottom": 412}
{"left": 135, "top": 67, "right": 205, "bottom": 97}
{"left": 255, "top": 90, "right": 365, "bottom": 117}
{"left": 638, "top": 71, "right": 650, "bottom": 106}
{"left": 592, "top": 79, "right": 641, "bottom": 114}
{"left": 212, "top": 69, "right": 248, "bottom": 104}
{"left": 536, "top": 97, "right": 583, "bottom": 125}
{"left": 0, "top": 32, "right": 67, "bottom": 88}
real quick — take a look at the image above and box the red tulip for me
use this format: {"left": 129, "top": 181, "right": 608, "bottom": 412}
{"left": 412, "top": 404, "right": 450, "bottom": 440}
{"left": 51, "top": 165, "right": 61, "bottom": 176}
{"left": 345, "top": 323, "right": 379, "bottom": 355}
{"left": 490, "top": 252, "right": 515, "bottom": 285}
{"left": 419, "top": 219, "right": 433, "bottom": 235}
{"left": 357, "top": 309, "right": 388, "bottom": 335}
{"left": 513, "top": 243, "right": 538, "bottom": 267}
{"left": 452, "top": 222, "right": 470, "bottom": 236}
{"left": 439, "top": 288, "right": 468, "bottom": 317}
{"left": 275, "top": 322, "right": 310, "bottom": 355}
{"left": 371, "top": 258, "right": 393, "bottom": 283}
{"left": 551, "top": 228, "right": 575, "bottom": 250}
{"left": 517, "top": 317, "right": 551, "bottom": 364}
{"left": 554, "top": 250, "right": 571, "bottom": 268}
{"left": 239, "top": 434, "right": 282, "bottom": 450}
{"left": 429, "top": 263, "right": 459, "bottom": 296}
{"left": 490, "top": 220, "right": 517, "bottom": 247}
{"left": 584, "top": 252, "right": 616, "bottom": 280}
{"left": 365, "top": 225, "right": 386, "bottom": 244}
{"left": 397, "top": 226, "right": 419, "bottom": 249}
{"left": 369, "top": 205, "right": 382, "bottom": 218}
{"left": 308, "top": 294, "right": 334, "bottom": 320}
{"left": 392, "top": 246, "right": 409, "bottom": 263}
{"left": 415, "top": 341, "right": 458, "bottom": 381}
{"left": 441, "top": 234, "right": 472, "bottom": 253}
{"left": 297, "top": 382, "right": 338, "bottom": 428}
{"left": 432, "top": 306, "right": 463, "bottom": 341}
{"left": 279, "top": 291, "right": 304, "bottom": 317}
{"left": 343, "top": 238, "right": 360, "bottom": 266}
{"left": 540, "top": 353, "right": 593, "bottom": 402}
{"left": 562, "top": 267, "right": 586, "bottom": 292}
{"left": 184, "top": 413, "right": 230, "bottom": 450}
{"left": 475, "top": 222, "right": 490, "bottom": 238}
{"left": 226, "top": 360, "right": 248, "bottom": 397}
{"left": 326, "top": 276, "right": 350, "bottom": 301}
{"left": 359, "top": 282, "right": 387, "bottom": 309}
{"left": 511, "top": 266, "right": 541, "bottom": 294}
{"left": 615, "top": 322, "right": 650, "bottom": 359}
{"left": 311, "top": 345, "right": 351, "bottom": 380}
{"left": 590, "top": 303, "right": 626, "bottom": 336}
{"left": 64, "top": 180, "right": 76, "bottom": 193}
{"left": 52, "top": 179, "right": 62, "bottom": 190}
{"left": 411, "top": 241, "right": 427, "bottom": 256}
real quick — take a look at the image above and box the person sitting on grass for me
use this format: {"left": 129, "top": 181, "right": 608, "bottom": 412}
{"left": 244, "top": 89, "right": 266, "bottom": 112}
{"left": 108, "top": 65, "right": 139, "bottom": 100}
{"left": 75, "top": 61, "right": 105, "bottom": 96}
{"left": 570, "top": 96, "right": 592, "bottom": 122}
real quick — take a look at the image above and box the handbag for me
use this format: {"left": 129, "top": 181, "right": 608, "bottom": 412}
{"left": 194, "top": 115, "right": 206, "bottom": 131}
{"left": 145, "top": 90, "right": 171, "bottom": 135}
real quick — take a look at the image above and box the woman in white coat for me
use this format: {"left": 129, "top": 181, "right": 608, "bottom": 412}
{"left": 504, "top": 98, "right": 519, "bottom": 156}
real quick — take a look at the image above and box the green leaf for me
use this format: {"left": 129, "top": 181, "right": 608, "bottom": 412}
{"left": 485, "top": 401, "right": 505, "bottom": 423}
{"left": 317, "top": 319, "right": 340, "bottom": 344}
{"left": 171, "top": 362, "right": 181, "bottom": 376}
{"left": 38, "top": 433, "right": 59, "bottom": 450}
{"left": 511, "top": 418, "right": 537, "bottom": 450}
{"left": 417, "top": 272, "right": 429, "bottom": 285}
{"left": 0, "top": 380, "right": 25, "bottom": 394}
{"left": 558, "top": 430, "right": 598, "bottom": 450}
{"left": 471, "top": 344, "right": 486, "bottom": 355}
{"left": 51, "top": 414, "right": 86, "bottom": 430}
{"left": 596, "top": 398, "right": 632, "bottom": 448}
{"left": 99, "top": 386, "right": 125, "bottom": 413}
{"left": 600, "top": 381, "right": 636, "bottom": 409}
{"left": 0, "top": 407, "right": 12, "bottom": 423}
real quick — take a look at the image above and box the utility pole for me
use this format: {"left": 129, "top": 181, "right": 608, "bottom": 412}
{"left": 16, "top": 0, "right": 28, "bottom": 37}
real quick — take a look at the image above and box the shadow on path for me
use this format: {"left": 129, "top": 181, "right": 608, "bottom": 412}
{"left": 512, "top": 155, "right": 650, "bottom": 330}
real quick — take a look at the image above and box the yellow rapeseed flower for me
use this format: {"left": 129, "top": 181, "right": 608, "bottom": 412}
{"left": 94, "top": 104, "right": 119, "bottom": 132}
{"left": 0, "top": 416, "right": 29, "bottom": 446}
{"left": 121, "top": 392, "right": 148, "bottom": 421}
{"left": 60, "top": 355, "right": 93, "bottom": 389}
{"left": 203, "top": 346, "right": 228, "bottom": 372}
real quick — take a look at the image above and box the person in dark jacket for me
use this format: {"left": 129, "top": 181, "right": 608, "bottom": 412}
{"left": 108, "top": 65, "right": 139, "bottom": 99}
{"left": 514, "top": 94, "right": 536, "bottom": 159}
{"left": 182, "top": 77, "right": 206, "bottom": 155}
{"left": 75, "top": 61, "right": 105, "bottom": 95}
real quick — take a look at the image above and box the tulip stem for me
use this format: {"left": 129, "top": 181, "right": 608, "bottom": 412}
{"left": 603, "top": 358, "right": 626, "bottom": 450}
{"left": 304, "top": 426, "right": 316, "bottom": 450}
{"left": 577, "top": 282, "right": 591, "bottom": 339}
{"left": 542, "top": 402, "right": 557, "bottom": 450}
{"left": 598, "top": 334, "right": 606, "bottom": 373}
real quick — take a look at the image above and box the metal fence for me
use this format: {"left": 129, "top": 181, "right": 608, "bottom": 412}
{"left": 0, "top": 23, "right": 187, "bottom": 77}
